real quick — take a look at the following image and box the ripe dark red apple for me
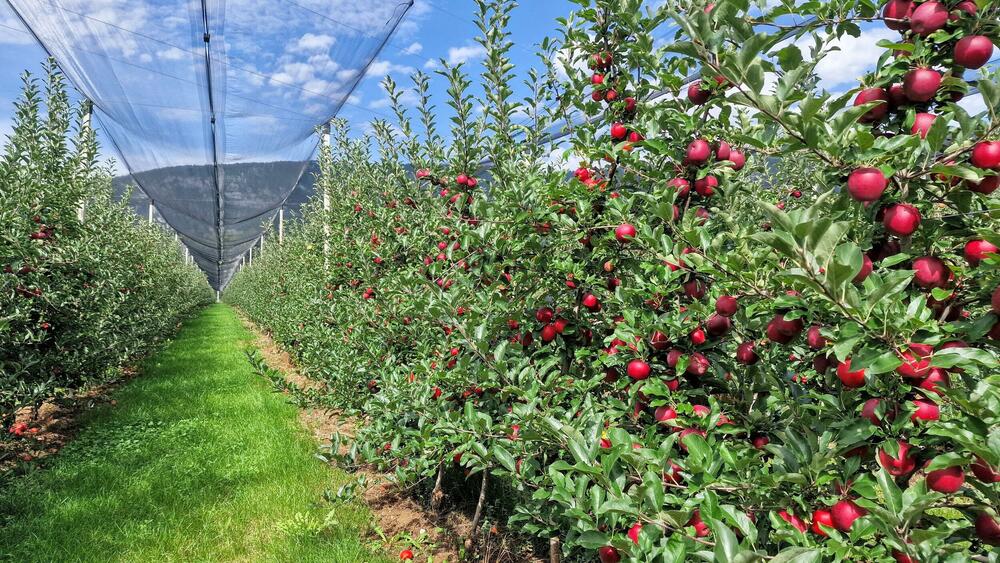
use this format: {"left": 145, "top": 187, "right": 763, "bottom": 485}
{"left": 861, "top": 398, "right": 895, "bottom": 426}
{"left": 611, "top": 122, "right": 628, "bottom": 140}
{"left": 687, "top": 509, "right": 710, "bottom": 537}
{"left": 627, "top": 359, "right": 651, "bottom": 380}
{"left": 582, "top": 293, "right": 601, "bottom": 311}
{"left": 854, "top": 88, "right": 889, "bottom": 123}
{"left": 831, "top": 499, "right": 867, "bottom": 532}
{"left": 536, "top": 307, "right": 554, "bottom": 323}
{"left": 912, "top": 256, "right": 950, "bottom": 289}
{"left": 910, "top": 1, "right": 948, "bottom": 36}
{"left": 971, "top": 457, "right": 1000, "bottom": 482}
{"left": 727, "top": 149, "right": 746, "bottom": 171}
{"left": 778, "top": 510, "right": 808, "bottom": 533}
{"left": 689, "top": 326, "right": 707, "bottom": 345}
{"left": 627, "top": 522, "right": 642, "bottom": 544}
{"left": 971, "top": 141, "right": 1000, "bottom": 170}
{"left": 911, "top": 112, "right": 936, "bottom": 138}
{"left": 975, "top": 512, "right": 1000, "bottom": 546}
{"left": 898, "top": 343, "right": 933, "bottom": 377}
{"left": 683, "top": 278, "right": 707, "bottom": 300}
{"left": 706, "top": 314, "right": 731, "bottom": 337}
{"left": 686, "top": 352, "right": 710, "bottom": 376}
{"left": 668, "top": 177, "right": 691, "bottom": 197}
{"left": 993, "top": 286, "right": 1000, "bottom": 314}
{"left": 805, "top": 325, "right": 826, "bottom": 350}
{"left": 694, "top": 175, "right": 718, "bottom": 197}
{"left": 654, "top": 405, "right": 677, "bottom": 423}
{"left": 767, "top": 314, "right": 804, "bottom": 344}
{"left": 883, "top": 203, "right": 921, "bottom": 236}
{"left": 751, "top": 434, "right": 769, "bottom": 449}
{"left": 811, "top": 509, "right": 833, "bottom": 536}
{"left": 837, "top": 358, "right": 866, "bottom": 388}
{"left": 910, "top": 398, "right": 939, "bottom": 422}
{"left": 903, "top": 67, "right": 941, "bottom": 102}
{"left": 926, "top": 462, "right": 964, "bottom": 493}
{"left": 686, "top": 139, "right": 711, "bottom": 165}
{"left": 687, "top": 81, "right": 711, "bottom": 105}
{"left": 615, "top": 223, "right": 637, "bottom": 243}
{"left": 597, "top": 546, "right": 621, "bottom": 563}
{"left": 971, "top": 175, "right": 1000, "bottom": 194}
{"left": 736, "top": 341, "right": 758, "bottom": 365}
{"left": 954, "top": 35, "right": 995, "bottom": 69}
{"left": 715, "top": 141, "right": 731, "bottom": 161}
{"left": 879, "top": 441, "right": 917, "bottom": 476}
{"left": 882, "top": 0, "right": 913, "bottom": 30}
{"left": 715, "top": 295, "right": 738, "bottom": 317}
{"left": 591, "top": 73, "right": 604, "bottom": 85}
{"left": 964, "top": 239, "right": 998, "bottom": 266}
{"left": 888, "top": 83, "right": 907, "bottom": 108}
{"left": 854, "top": 253, "right": 874, "bottom": 283}
{"left": 919, "top": 368, "right": 951, "bottom": 395}
{"left": 847, "top": 167, "right": 888, "bottom": 201}
{"left": 541, "top": 324, "right": 557, "bottom": 343}
{"left": 650, "top": 331, "right": 670, "bottom": 351}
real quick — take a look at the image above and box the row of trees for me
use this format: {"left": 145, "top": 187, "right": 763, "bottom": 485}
{"left": 1, "top": 63, "right": 214, "bottom": 429}
{"left": 227, "top": 0, "right": 999, "bottom": 560}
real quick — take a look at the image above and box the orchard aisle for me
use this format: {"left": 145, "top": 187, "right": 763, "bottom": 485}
{"left": 0, "top": 304, "right": 388, "bottom": 563}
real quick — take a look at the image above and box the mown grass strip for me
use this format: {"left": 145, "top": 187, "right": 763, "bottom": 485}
{"left": 0, "top": 304, "right": 388, "bottom": 563}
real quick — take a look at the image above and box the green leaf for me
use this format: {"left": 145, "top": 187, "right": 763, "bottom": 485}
{"left": 876, "top": 468, "right": 902, "bottom": 519}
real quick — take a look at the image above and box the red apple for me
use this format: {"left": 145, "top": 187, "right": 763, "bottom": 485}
{"left": 854, "top": 88, "right": 889, "bottom": 123}
{"left": 686, "top": 139, "right": 711, "bottom": 165}
{"left": 883, "top": 203, "right": 921, "bottom": 236}
{"left": 910, "top": 398, "right": 939, "bottom": 422}
{"left": 778, "top": 509, "right": 808, "bottom": 533}
{"left": 811, "top": 509, "right": 833, "bottom": 536}
{"left": 736, "top": 341, "right": 759, "bottom": 365}
{"left": 954, "top": 35, "right": 995, "bottom": 69}
{"left": 878, "top": 441, "right": 917, "bottom": 476}
{"left": 611, "top": 122, "right": 627, "bottom": 140}
{"left": 627, "top": 359, "right": 651, "bottom": 380}
{"left": 910, "top": 1, "right": 948, "bottom": 36}
{"left": 964, "top": 239, "right": 998, "bottom": 266}
{"left": 882, "top": 0, "right": 913, "bottom": 30}
{"left": 861, "top": 398, "right": 895, "bottom": 426}
{"left": 668, "top": 177, "right": 691, "bottom": 197}
{"left": 598, "top": 546, "right": 621, "bottom": 563}
{"left": 688, "top": 81, "right": 711, "bottom": 105}
{"left": 615, "top": 223, "right": 637, "bottom": 243}
{"left": 715, "top": 141, "right": 731, "bottom": 161}
{"left": 911, "top": 112, "right": 936, "bottom": 138}
{"left": 854, "top": 253, "right": 874, "bottom": 283}
{"left": 993, "top": 286, "right": 1000, "bottom": 314}
{"left": 971, "top": 457, "right": 1000, "bottom": 483}
{"left": 654, "top": 406, "right": 677, "bottom": 423}
{"left": 919, "top": 368, "right": 950, "bottom": 395}
{"left": 847, "top": 167, "right": 889, "bottom": 201}
{"left": 727, "top": 149, "right": 746, "bottom": 171}
{"left": 912, "top": 256, "right": 950, "bottom": 289}
{"left": 541, "top": 324, "right": 557, "bottom": 343}
{"left": 975, "top": 512, "right": 1000, "bottom": 546}
{"left": 752, "top": 434, "right": 769, "bottom": 449}
{"left": 686, "top": 352, "right": 710, "bottom": 376}
{"left": 705, "top": 314, "right": 730, "bottom": 338}
{"left": 715, "top": 295, "right": 738, "bottom": 317}
{"left": 926, "top": 462, "right": 964, "bottom": 493}
{"left": 903, "top": 67, "right": 941, "bottom": 102}
{"left": 898, "top": 343, "right": 934, "bottom": 377}
{"left": 694, "top": 175, "right": 718, "bottom": 197}
{"left": 687, "top": 509, "right": 710, "bottom": 537}
{"left": 831, "top": 499, "right": 867, "bottom": 532}
{"left": 627, "top": 522, "right": 642, "bottom": 544}
{"left": 971, "top": 141, "right": 1000, "bottom": 170}
{"left": 582, "top": 293, "right": 601, "bottom": 311}
{"left": 683, "top": 278, "right": 707, "bottom": 300}
{"left": 806, "top": 325, "right": 827, "bottom": 350}
{"left": 536, "top": 307, "right": 554, "bottom": 323}
{"left": 837, "top": 358, "right": 866, "bottom": 388}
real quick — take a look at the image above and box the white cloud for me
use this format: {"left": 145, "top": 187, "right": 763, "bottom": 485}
{"left": 0, "top": 14, "right": 35, "bottom": 45}
{"left": 157, "top": 47, "right": 187, "bottom": 61}
{"left": 802, "top": 28, "right": 897, "bottom": 89}
{"left": 447, "top": 44, "right": 487, "bottom": 65}
{"left": 364, "top": 59, "right": 415, "bottom": 78}
{"left": 401, "top": 41, "right": 423, "bottom": 56}
{"left": 368, "top": 88, "right": 418, "bottom": 110}
{"left": 424, "top": 59, "right": 441, "bottom": 70}
{"left": 292, "top": 32, "right": 335, "bottom": 52}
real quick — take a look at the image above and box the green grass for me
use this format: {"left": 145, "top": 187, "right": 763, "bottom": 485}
{"left": 0, "top": 304, "right": 389, "bottom": 563}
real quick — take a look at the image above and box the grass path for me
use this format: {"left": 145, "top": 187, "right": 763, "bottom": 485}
{"left": 0, "top": 304, "right": 388, "bottom": 562}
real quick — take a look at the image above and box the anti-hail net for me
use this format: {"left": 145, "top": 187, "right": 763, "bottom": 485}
{"left": 6, "top": 0, "right": 411, "bottom": 288}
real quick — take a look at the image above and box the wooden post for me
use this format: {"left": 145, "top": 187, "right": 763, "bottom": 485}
{"left": 322, "top": 122, "right": 331, "bottom": 270}
{"left": 278, "top": 208, "right": 284, "bottom": 244}
{"left": 78, "top": 100, "right": 93, "bottom": 223}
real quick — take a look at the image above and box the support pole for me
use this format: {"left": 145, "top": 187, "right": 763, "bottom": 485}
{"left": 249, "top": 247, "right": 253, "bottom": 266}
{"left": 148, "top": 200, "right": 154, "bottom": 223}
{"left": 77, "top": 99, "right": 93, "bottom": 223}
{"left": 260, "top": 234, "right": 265, "bottom": 255}
{"left": 278, "top": 208, "right": 284, "bottom": 244}
{"left": 322, "top": 122, "right": 331, "bottom": 271}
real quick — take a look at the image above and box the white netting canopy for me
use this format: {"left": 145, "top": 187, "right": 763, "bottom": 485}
{"left": 5, "top": 0, "right": 412, "bottom": 288}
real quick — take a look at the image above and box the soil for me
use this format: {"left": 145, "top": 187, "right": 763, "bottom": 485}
{"left": 1, "top": 369, "right": 135, "bottom": 472}
{"left": 241, "top": 314, "right": 473, "bottom": 563}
